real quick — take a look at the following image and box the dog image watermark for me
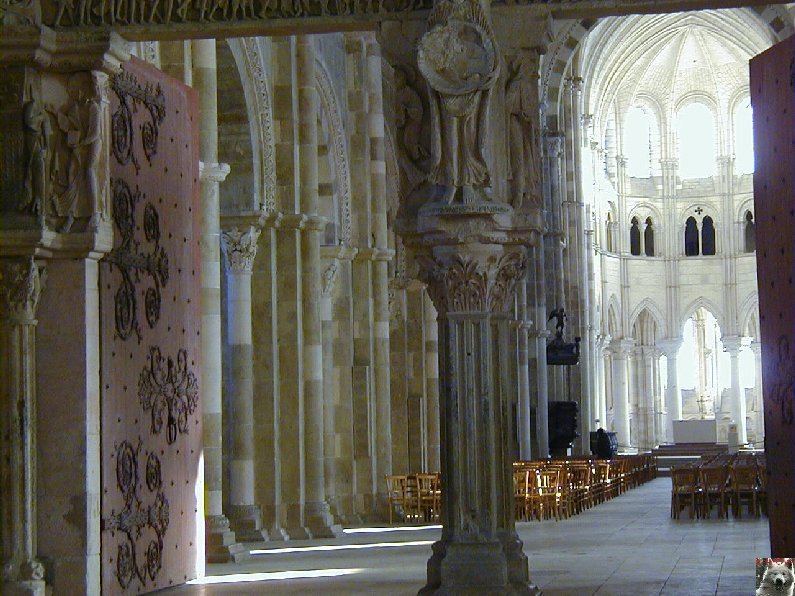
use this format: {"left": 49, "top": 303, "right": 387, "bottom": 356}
{"left": 757, "top": 558, "right": 795, "bottom": 596}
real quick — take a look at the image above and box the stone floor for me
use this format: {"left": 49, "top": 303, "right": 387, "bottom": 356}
{"left": 164, "top": 477, "right": 769, "bottom": 595}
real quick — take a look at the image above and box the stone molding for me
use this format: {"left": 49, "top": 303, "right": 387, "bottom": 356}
{"left": 0, "top": 258, "right": 44, "bottom": 323}
{"left": 417, "top": 248, "right": 527, "bottom": 316}
{"left": 355, "top": 247, "right": 394, "bottom": 262}
{"left": 656, "top": 337, "right": 682, "bottom": 357}
{"left": 221, "top": 226, "right": 260, "bottom": 274}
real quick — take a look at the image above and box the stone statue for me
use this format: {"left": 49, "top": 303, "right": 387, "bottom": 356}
{"left": 20, "top": 89, "right": 51, "bottom": 217}
{"left": 417, "top": 0, "right": 499, "bottom": 204}
{"left": 394, "top": 65, "right": 427, "bottom": 165}
{"left": 505, "top": 51, "right": 541, "bottom": 209}
{"left": 49, "top": 73, "right": 102, "bottom": 232}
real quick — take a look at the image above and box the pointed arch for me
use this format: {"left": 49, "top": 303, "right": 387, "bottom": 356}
{"left": 606, "top": 295, "right": 622, "bottom": 338}
{"left": 629, "top": 299, "right": 666, "bottom": 340}
{"left": 679, "top": 296, "right": 725, "bottom": 335}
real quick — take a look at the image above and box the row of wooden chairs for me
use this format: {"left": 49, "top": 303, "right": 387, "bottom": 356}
{"left": 513, "top": 455, "right": 658, "bottom": 522}
{"left": 670, "top": 452, "right": 767, "bottom": 520}
{"left": 385, "top": 473, "right": 441, "bottom": 524}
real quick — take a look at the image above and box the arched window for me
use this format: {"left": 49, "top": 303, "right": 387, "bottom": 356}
{"left": 625, "top": 106, "right": 654, "bottom": 178}
{"left": 630, "top": 217, "right": 641, "bottom": 256}
{"left": 606, "top": 213, "right": 614, "bottom": 252}
{"left": 685, "top": 217, "right": 700, "bottom": 256}
{"left": 744, "top": 211, "right": 756, "bottom": 252}
{"left": 644, "top": 217, "right": 655, "bottom": 256}
{"left": 702, "top": 216, "right": 716, "bottom": 255}
{"left": 734, "top": 100, "right": 754, "bottom": 175}
{"left": 677, "top": 103, "right": 716, "bottom": 178}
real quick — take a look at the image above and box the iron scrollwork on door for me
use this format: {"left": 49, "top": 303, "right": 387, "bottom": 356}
{"left": 105, "top": 178, "right": 169, "bottom": 342}
{"left": 103, "top": 440, "right": 170, "bottom": 589}
{"left": 110, "top": 71, "right": 166, "bottom": 172}
{"left": 138, "top": 346, "right": 199, "bottom": 444}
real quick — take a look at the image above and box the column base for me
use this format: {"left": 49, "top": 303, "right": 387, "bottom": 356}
{"left": 420, "top": 538, "right": 539, "bottom": 595}
{"left": 305, "top": 501, "right": 342, "bottom": 538}
{"left": 227, "top": 504, "right": 270, "bottom": 543}
{"left": 206, "top": 515, "right": 248, "bottom": 563}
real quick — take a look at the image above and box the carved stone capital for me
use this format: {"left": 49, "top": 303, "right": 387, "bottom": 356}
{"left": 417, "top": 247, "right": 527, "bottom": 316}
{"left": 656, "top": 337, "right": 683, "bottom": 358}
{"left": 221, "top": 227, "right": 260, "bottom": 274}
{"left": 0, "top": 258, "right": 44, "bottom": 323}
{"left": 199, "top": 161, "right": 230, "bottom": 183}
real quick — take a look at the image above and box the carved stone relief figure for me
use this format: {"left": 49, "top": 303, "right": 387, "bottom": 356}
{"left": 20, "top": 85, "right": 51, "bottom": 217}
{"left": 394, "top": 64, "right": 427, "bottom": 165}
{"left": 48, "top": 72, "right": 103, "bottom": 232}
{"left": 505, "top": 51, "right": 542, "bottom": 209}
{"left": 417, "top": 0, "right": 499, "bottom": 204}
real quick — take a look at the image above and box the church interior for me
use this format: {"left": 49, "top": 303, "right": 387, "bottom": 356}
{"left": 0, "top": 0, "right": 793, "bottom": 593}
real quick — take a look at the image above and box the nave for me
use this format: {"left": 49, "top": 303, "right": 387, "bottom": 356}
{"left": 167, "top": 477, "right": 767, "bottom": 595}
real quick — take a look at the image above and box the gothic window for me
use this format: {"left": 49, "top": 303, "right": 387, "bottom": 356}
{"left": 625, "top": 106, "right": 654, "bottom": 178}
{"left": 702, "top": 216, "right": 716, "bottom": 255}
{"left": 744, "top": 211, "right": 756, "bottom": 252}
{"left": 734, "top": 100, "right": 754, "bottom": 175}
{"left": 685, "top": 216, "right": 699, "bottom": 256}
{"left": 677, "top": 102, "right": 716, "bottom": 178}
{"left": 630, "top": 217, "right": 641, "bottom": 256}
{"left": 644, "top": 217, "right": 655, "bottom": 256}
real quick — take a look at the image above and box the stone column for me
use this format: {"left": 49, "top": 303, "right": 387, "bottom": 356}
{"left": 658, "top": 338, "right": 682, "bottom": 444}
{"left": 722, "top": 335, "right": 748, "bottom": 444}
{"left": 515, "top": 276, "right": 532, "bottom": 460}
{"left": 193, "top": 38, "right": 241, "bottom": 561}
{"left": 221, "top": 226, "right": 268, "bottom": 542}
{"left": 415, "top": 243, "right": 536, "bottom": 595}
{"left": 424, "top": 289, "right": 441, "bottom": 472}
{"left": 296, "top": 35, "right": 337, "bottom": 537}
{"left": 609, "top": 339, "right": 633, "bottom": 449}
{"left": 530, "top": 244, "right": 549, "bottom": 459}
{"left": 365, "top": 34, "right": 394, "bottom": 510}
{"left": 594, "top": 335, "right": 609, "bottom": 428}
{"left": 750, "top": 341, "right": 764, "bottom": 441}
{"left": 0, "top": 258, "right": 46, "bottom": 596}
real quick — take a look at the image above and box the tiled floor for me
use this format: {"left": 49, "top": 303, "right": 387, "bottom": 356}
{"left": 164, "top": 477, "right": 768, "bottom": 595}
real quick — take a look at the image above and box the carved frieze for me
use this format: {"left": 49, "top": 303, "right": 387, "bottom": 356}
{"left": 0, "top": 257, "right": 43, "bottom": 323}
{"left": 105, "top": 178, "right": 169, "bottom": 342}
{"left": 44, "top": 0, "right": 434, "bottom": 27}
{"left": 417, "top": 249, "right": 526, "bottom": 315}
{"left": 103, "top": 439, "right": 169, "bottom": 590}
{"left": 138, "top": 346, "right": 199, "bottom": 444}
{"left": 221, "top": 227, "right": 260, "bottom": 273}
{"left": 110, "top": 70, "right": 166, "bottom": 173}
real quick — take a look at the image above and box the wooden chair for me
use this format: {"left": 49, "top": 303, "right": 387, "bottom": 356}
{"left": 730, "top": 465, "right": 759, "bottom": 518}
{"left": 699, "top": 466, "right": 730, "bottom": 519}
{"left": 416, "top": 473, "right": 441, "bottom": 522}
{"left": 670, "top": 466, "right": 700, "bottom": 519}
{"left": 385, "top": 474, "right": 419, "bottom": 524}
{"left": 513, "top": 468, "right": 532, "bottom": 521}
{"left": 536, "top": 467, "right": 564, "bottom": 521}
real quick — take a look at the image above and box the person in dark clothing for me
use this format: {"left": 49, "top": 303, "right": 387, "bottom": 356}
{"left": 595, "top": 427, "right": 614, "bottom": 459}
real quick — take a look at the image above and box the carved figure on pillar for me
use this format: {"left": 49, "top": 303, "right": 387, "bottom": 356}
{"left": 505, "top": 51, "right": 541, "bottom": 209}
{"left": 417, "top": 0, "right": 499, "bottom": 204}
{"left": 394, "top": 64, "right": 428, "bottom": 165}
{"left": 20, "top": 87, "right": 51, "bottom": 218}
{"left": 48, "top": 73, "right": 103, "bottom": 232}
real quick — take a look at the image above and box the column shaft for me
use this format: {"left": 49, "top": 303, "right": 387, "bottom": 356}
{"left": 222, "top": 227, "right": 268, "bottom": 541}
{"left": 610, "top": 343, "right": 631, "bottom": 448}
{"left": 193, "top": 38, "right": 241, "bottom": 560}
{"left": 0, "top": 259, "right": 45, "bottom": 595}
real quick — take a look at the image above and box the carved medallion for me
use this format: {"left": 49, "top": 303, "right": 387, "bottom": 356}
{"left": 105, "top": 178, "right": 169, "bottom": 342}
{"left": 103, "top": 440, "right": 169, "bottom": 590}
{"left": 138, "top": 346, "right": 199, "bottom": 444}
{"left": 110, "top": 71, "right": 166, "bottom": 172}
